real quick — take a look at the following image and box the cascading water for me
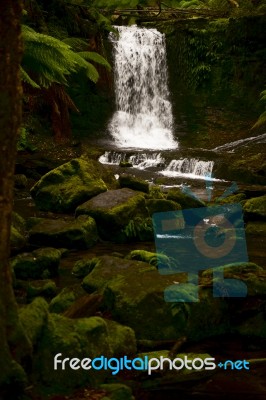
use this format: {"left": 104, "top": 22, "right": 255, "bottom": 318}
{"left": 108, "top": 25, "right": 177, "bottom": 150}
{"left": 160, "top": 158, "right": 214, "bottom": 179}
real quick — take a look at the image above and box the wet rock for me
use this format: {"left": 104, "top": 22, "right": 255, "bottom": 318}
{"left": 126, "top": 250, "right": 173, "bottom": 269}
{"left": 119, "top": 174, "right": 149, "bottom": 193}
{"left": 243, "top": 195, "right": 266, "bottom": 220}
{"left": 166, "top": 188, "right": 205, "bottom": 209}
{"left": 11, "top": 247, "right": 61, "bottom": 280}
{"left": 30, "top": 158, "right": 116, "bottom": 213}
{"left": 28, "top": 215, "right": 98, "bottom": 249}
{"left": 75, "top": 188, "right": 147, "bottom": 242}
{"left": 146, "top": 198, "right": 181, "bottom": 215}
{"left": 63, "top": 293, "right": 103, "bottom": 319}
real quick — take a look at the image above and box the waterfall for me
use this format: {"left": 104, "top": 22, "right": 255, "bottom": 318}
{"left": 160, "top": 158, "right": 214, "bottom": 179}
{"left": 99, "top": 151, "right": 165, "bottom": 169}
{"left": 108, "top": 25, "right": 177, "bottom": 150}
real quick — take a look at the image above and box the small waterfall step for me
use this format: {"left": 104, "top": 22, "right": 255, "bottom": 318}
{"left": 99, "top": 152, "right": 216, "bottom": 180}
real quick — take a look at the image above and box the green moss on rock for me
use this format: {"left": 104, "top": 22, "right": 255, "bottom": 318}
{"left": 76, "top": 188, "right": 147, "bottom": 242}
{"left": 19, "top": 297, "right": 49, "bottom": 345}
{"left": 11, "top": 247, "right": 61, "bottom": 280}
{"left": 166, "top": 188, "right": 205, "bottom": 209}
{"left": 243, "top": 195, "right": 266, "bottom": 220}
{"left": 29, "top": 215, "right": 98, "bottom": 249}
{"left": 146, "top": 199, "right": 181, "bottom": 215}
{"left": 72, "top": 257, "right": 100, "bottom": 278}
{"left": 49, "top": 285, "right": 87, "bottom": 314}
{"left": 30, "top": 158, "right": 116, "bottom": 213}
{"left": 119, "top": 174, "right": 149, "bottom": 193}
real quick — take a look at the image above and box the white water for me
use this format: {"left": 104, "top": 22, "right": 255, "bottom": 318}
{"left": 160, "top": 158, "right": 214, "bottom": 180}
{"left": 99, "top": 151, "right": 165, "bottom": 169}
{"left": 108, "top": 25, "right": 177, "bottom": 150}
{"left": 213, "top": 132, "right": 266, "bottom": 151}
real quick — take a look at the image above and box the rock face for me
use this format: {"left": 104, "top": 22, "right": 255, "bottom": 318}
{"left": 28, "top": 215, "right": 98, "bottom": 249}
{"left": 30, "top": 158, "right": 116, "bottom": 213}
{"left": 11, "top": 247, "right": 61, "bottom": 279}
{"left": 243, "top": 195, "right": 266, "bottom": 220}
{"left": 76, "top": 188, "right": 147, "bottom": 241}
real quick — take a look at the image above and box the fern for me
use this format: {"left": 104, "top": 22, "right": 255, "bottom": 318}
{"left": 252, "top": 90, "right": 266, "bottom": 129}
{"left": 21, "top": 25, "right": 111, "bottom": 88}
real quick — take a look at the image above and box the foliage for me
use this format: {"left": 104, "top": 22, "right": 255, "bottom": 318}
{"left": 123, "top": 217, "right": 154, "bottom": 240}
{"left": 21, "top": 25, "right": 111, "bottom": 88}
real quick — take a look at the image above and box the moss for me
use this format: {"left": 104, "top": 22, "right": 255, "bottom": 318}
{"left": 14, "top": 174, "right": 28, "bottom": 189}
{"left": 216, "top": 193, "right": 246, "bottom": 205}
{"left": 122, "top": 217, "right": 154, "bottom": 242}
{"left": 245, "top": 221, "right": 266, "bottom": 236}
{"left": 126, "top": 250, "right": 173, "bottom": 269}
{"left": 27, "top": 280, "right": 57, "bottom": 299}
{"left": 19, "top": 297, "right": 49, "bottom": 345}
{"left": 76, "top": 189, "right": 148, "bottom": 242}
{"left": 49, "top": 285, "right": 86, "bottom": 314}
{"left": 146, "top": 199, "right": 181, "bottom": 215}
{"left": 243, "top": 195, "right": 266, "bottom": 220}
{"left": 119, "top": 174, "right": 149, "bottom": 193}
{"left": 105, "top": 320, "right": 137, "bottom": 357}
{"left": 11, "top": 248, "right": 61, "bottom": 280}
{"left": 72, "top": 257, "right": 100, "bottom": 278}
{"left": 30, "top": 158, "right": 116, "bottom": 213}
{"left": 29, "top": 215, "right": 98, "bottom": 249}
{"left": 166, "top": 188, "right": 205, "bottom": 209}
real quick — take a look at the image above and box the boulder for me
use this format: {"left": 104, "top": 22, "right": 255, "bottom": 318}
{"left": 119, "top": 174, "right": 149, "bottom": 193}
{"left": 82, "top": 256, "right": 266, "bottom": 341}
{"left": 15, "top": 279, "right": 57, "bottom": 300}
{"left": 75, "top": 188, "right": 147, "bottom": 241}
{"left": 243, "top": 195, "right": 266, "bottom": 220}
{"left": 146, "top": 199, "right": 181, "bottom": 215}
{"left": 49, "top": 285, "right": 87, "bottom": 314}
{"left": 14, "top": 174, "right": 28, "bottom": 189}
{"left": 72, "top": 257, "right": 100, "bottom": 278}
{"left": 166, "top": 188, "right": 205, "bottom": 209}
{"left": 11, "top": 247, "right": 61, "bottom": 280}
{"left": 30, "top": 158, "right": 116, "bottom": 213}
{"left": 28, "top": 215, "right": 98, "bottom": 249}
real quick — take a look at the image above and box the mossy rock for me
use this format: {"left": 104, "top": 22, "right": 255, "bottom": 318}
{"left": 119, "top": 174, "right": 149, "bottom": 193}
{"left": 146, "top": 199, "right": 181, "bottom": 215}
{"left": 243, "top": 195, "right": 266, "bottom": 220}
{"left": 126, "top": 250, "right": 173, "bottom": 269}
{"left": 216, "top": 193, "right": 246, "bottom": 205}
{"left": 11, "top": 212, "right": 26, "bottom": 253}
{"left": 27, "top": 279, "right": 57, "bottom": 299}
{"left": 30, "top": 158, "right": 116, "bottom": 213}
{"left": 49, "top": 285, "right": 87, "bottom": 314}
{"left": 202, "top": 262, "right": 266, "bottom": 297}
{"left": 19, "top": 297, "right": 49, "bottom": 345}
{"left": 11, "top": 247, "right": 61, "bottom": 280}
{"left": 245, "top": 221, "right": 266, "bottom": 237}
{"left": 82, "top": 256, "right": 229, "bottom": 341}
{"left": 72, "top": 257, "right": 100, "bottom": 278}
{"left": 122, "top": 217, "right": 154, "bottom": 242}
{"left": 28, "top": 215, "right": 98, "bottom": 249}
{"left": 166, "top": 188, "right": 205, "bottom": 209}
{"left": 76, "top": 189, "right": 148, "bottom": 242}
{"left": 32, "top": 314, "right": 136, "bottom": 390}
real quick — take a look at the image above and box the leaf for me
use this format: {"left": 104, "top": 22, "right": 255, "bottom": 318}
{"left": 77, "top": 51, "right": 111, "bottom": 70}
{"left": 20, "top": 66, "right": 40, "bottom": 89}
{"left": 251, "top": 110, "right": 266, "bottom": 130}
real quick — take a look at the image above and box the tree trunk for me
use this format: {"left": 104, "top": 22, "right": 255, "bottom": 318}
{"left": 0, "top": 1, "right": 32, "bottom": 395}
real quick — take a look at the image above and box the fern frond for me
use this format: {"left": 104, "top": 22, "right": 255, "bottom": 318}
{"left": 62, "top": 37, "right": 89, "bottom": 51}
{"left": 20, "top": 66, "right": 40, "bottom": 89}
{"left": 77, "top": 51, "right": 111, "bottom": 70}
{"left": 252, "top": 110, "right": 266, "bottom": 129}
